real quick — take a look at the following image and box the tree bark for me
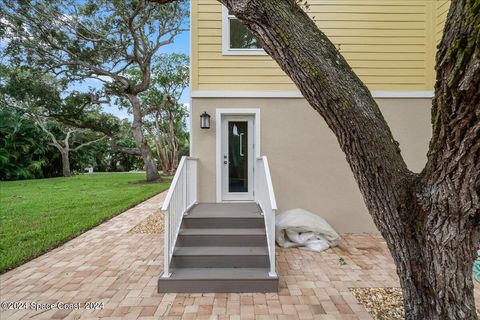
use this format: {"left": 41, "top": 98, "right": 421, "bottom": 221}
{"left": 126, "top": 94, "right": 161, "bottom": 182}
{"left": 410, "top": 1, "right": 480, "bottom": 317}
{"left": 219, "top": 0, "right": 480, "bottom": 319}
{"left": 60, "top": 151, "right": 71, "bottom": 177}
{"left": 154, "top": 138, "right": 169, "bottom": 175}
{"left": 110, "top": 139, "right": 142, "bottom": 156}
{"left": 168, "top": 110, "right": 180, "bottom": 175}
{"left": 151, "top": 109, "right": 180, "bottom": 176}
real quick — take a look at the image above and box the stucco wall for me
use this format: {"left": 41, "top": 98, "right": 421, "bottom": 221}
{"left": 191, "top": 98, "right": 432, "bottom": 233}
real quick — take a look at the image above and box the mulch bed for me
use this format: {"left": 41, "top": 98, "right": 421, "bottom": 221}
{"left": 128, "top": 210, "right": 164, "bottom": 234}
{"left": 350, "top": 287, "right": 404, "bottom": 320}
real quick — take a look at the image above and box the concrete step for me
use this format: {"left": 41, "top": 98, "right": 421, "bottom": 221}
{"left": 171, "top": 246, "right": 269, "bottom": 268}
{"left": 177, "top": 228, "right": 267, "bottom": 247}
{"left": 158, "top": 268, "right": 278, "bottom": 293}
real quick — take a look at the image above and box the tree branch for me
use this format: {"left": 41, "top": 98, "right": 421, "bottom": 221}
{"left": 147, "top": 0, "right": 178, "bottom": 4}
{"left": 72, "top": 135, "right": 107, "bottom": 152}
{"left": 125, "top": 0, "right": 146, "bottom": 64}
{"left": 110, "top": 139, "right": 142, "bottom": 156}
{"left": 31, "top": 114, "right": 63, "bottom": 151}
{"left": 64, "top": 128, "right": 77, "bottom": 151}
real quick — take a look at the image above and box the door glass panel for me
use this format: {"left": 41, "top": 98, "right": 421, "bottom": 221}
{"left": 228, "top": 121, "right": 248, "bottom": 192}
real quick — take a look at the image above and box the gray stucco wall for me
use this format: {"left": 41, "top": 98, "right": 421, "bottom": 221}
{"left": 190, "top": 97, "right": 432, "bottom": 233}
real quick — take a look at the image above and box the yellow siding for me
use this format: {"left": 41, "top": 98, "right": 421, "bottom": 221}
{"left": 192, "top": 0, "right": 450, "bottom": 92}
{"left": 436, "top": 0, "right": 451, "bottom": 44}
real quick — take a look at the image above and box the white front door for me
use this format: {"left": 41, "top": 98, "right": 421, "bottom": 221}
{"left": 221, "top": 115, "right": 254, "bottom": 201}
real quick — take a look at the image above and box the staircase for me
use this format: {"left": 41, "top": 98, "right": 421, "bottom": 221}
{"left": 158, "top": 156, "right": 278, "bottom": 293}
{"left": 158, "top": 203, "right": 278, "bottom": 293}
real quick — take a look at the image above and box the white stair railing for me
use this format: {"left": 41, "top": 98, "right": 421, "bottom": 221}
{"left": 255, "top": 156, "right": 277, "bottom": 277}
{"left": 161, "top": 156, "right": 198, "bottom": 278}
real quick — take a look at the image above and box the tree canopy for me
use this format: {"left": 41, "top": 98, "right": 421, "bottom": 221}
{"left": 1, "top": 0, "right": 189, "bottom": 181}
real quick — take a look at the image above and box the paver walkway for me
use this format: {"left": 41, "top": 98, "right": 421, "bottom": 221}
{"left": 1, "top": 192, "right": 479, "bottom": 319}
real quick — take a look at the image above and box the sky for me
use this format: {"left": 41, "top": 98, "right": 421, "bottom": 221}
{"left": 76, "top": 29, "right": 191, "bottom": 120}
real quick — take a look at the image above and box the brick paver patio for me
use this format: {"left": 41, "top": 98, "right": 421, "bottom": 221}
{"left": 1, "top": 192, "right": 479, "bottom": 319}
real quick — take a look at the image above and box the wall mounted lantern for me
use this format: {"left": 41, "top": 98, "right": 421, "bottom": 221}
{"left": 200, "top": 112, "right": 211, "bottom": 129}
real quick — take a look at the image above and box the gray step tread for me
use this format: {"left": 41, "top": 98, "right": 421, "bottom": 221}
{"left": 166, "top": 268, "right": 275, "bottom": 280}
{"left": 185, "top": 212, "right": 263, "bottom": 219}
{"left": 179, "top": 228, "right": 265, "bottom": 235}
{"left": 174, "top": 246, "right": 268, "bottom": 256}
{"left": 187, "top": 203, "right": 262, "bottom": 218}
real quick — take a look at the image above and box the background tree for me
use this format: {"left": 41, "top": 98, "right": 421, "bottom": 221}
{"left": 147, "top": 102, "right": 189, "bottom": 175}
{"left": 0, "top": 106, "right": 50, "bottom": 180}
{"left": 0, "top": 66, "right": 107, "bottom": 177}
{"left": 108, "top": 120, "right": 146, "bottom": 172}
{"left": 128, "top": 53, "right": 189, "bottom": 175}
{"left": 0, "top": 104, "right": 143, "bottom": 180}
{"left": 1, "top": 0, "right": 188, "bottom": 181}
{"left": 34, "top": 120, "right": 105, "bottom": 177}
{"left": 216, "top": 1, "right": 479, "bottom": 319}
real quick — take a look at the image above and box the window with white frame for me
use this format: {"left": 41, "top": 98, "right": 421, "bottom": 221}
{"left": 222, "top": 6, "right": 266, "bottom": 55}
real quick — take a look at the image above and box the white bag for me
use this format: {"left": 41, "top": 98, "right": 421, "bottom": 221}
{"left": 275, "top": 208, "right": 339, "bottom": 252}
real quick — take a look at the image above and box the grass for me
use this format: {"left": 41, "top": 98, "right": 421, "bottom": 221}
{"left": 0, "top": 173, "right": 170, "bottom": 273}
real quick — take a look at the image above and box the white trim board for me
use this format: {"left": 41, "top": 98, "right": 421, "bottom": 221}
{"left": 191, "top": 90, "right": 434, "bottom": 99}
{"left": 215, "top": 108, "right": 261, "bottom": 203}
{"left": 188, "top": 0, "right": 193, "bottom": 156}
{"left": 372, "top": 91, "right": 434, "bottom": 98}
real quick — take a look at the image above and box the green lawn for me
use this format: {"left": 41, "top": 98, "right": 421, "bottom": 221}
{"left": 0, "top": 173, "right": 170, "bottom": 273}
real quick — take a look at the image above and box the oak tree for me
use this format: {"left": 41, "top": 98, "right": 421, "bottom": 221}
{"left": 1, "top": 0, "right": 188, "bottom": 181}
{"left": 0, "top": 66, "right": 106, "bottom": 177}
{"left": 215, "top": 1, "right": 479, "bottom": 319}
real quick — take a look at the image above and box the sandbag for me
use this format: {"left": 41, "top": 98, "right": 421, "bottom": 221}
{"left": 275, "top": 208, "right": 339, "bottom": 252}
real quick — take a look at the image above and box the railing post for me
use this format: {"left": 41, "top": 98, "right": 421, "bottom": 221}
{"left": 162, "top": 210, "right": 171, "bottom": 278}
{"left": 193, "top": 160, "right": 198, "bottom": 205}
{"left": 184, "top": 160, "right": 188, "bottom": 215}
{"left": 160, "top": 157, "right": 199, "bottom": 279}
{"left": 269, "top": 209, "right": 277, "bottom": 278}
{"left": 254, "top": 158, "right": 258, "bottom": 204}
{"left": 256, "top": 156, "right": 277, "bottom": 278}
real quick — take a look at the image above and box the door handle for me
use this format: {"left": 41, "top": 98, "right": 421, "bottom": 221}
{"left": 239, "top": 133, "right": 244, "bottom": 156}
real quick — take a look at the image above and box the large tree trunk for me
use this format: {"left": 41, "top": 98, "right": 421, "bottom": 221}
{"left": 219, "top": 0, "right": 480, "bottom": 319}
{"left": 410, "top": 1, "right": 480, "bottom": 317}
{"left": 152, "top": 112, "right": 179, "bottom": 176}
{"left": 126, "top": 94, "right": 161, "bottom": 182}
{"left": 60, "top": 151, "right": 71, "bottom": 177}
{"left": 168, "top": 111, "right": 180, "bottom": 175}
{"left": 154, "top": 138, "right": 170, "bottom": 175}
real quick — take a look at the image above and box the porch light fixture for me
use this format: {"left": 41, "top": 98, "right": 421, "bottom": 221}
{"left": 200, "top": 112, "right": 211, "bottom": 129}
